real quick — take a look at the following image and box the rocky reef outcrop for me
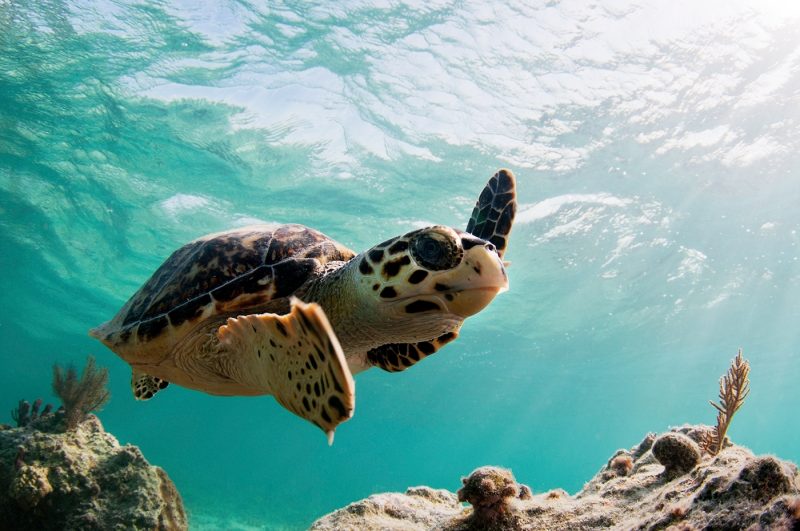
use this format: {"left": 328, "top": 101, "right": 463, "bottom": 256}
{"left": 0, "top": 414, "right": 187, "bottom": 531}
{"left": 311, "top": 425, "right": 800, "bottom": 530}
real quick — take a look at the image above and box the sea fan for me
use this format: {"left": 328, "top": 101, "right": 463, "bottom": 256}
{"left": 700, "top": 349, "right": 750, "bottom": 456}
{"left": 52, "top": 355, "right": 110, "bottom": 431}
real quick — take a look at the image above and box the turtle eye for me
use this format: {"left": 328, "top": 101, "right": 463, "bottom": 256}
{"left": 411, "top": 230, "right": 462, "bottom": 271}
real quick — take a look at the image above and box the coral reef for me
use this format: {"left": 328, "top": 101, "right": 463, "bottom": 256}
{"left": 700, "top": 348, "right": 750, "bottom": 456}
{"left": 0, "top": 413, "right": 186, "bottom": 530}
{"left": 310, "top": 425, "right": 800, "bottom": 531}
{"left": 52, "top": 355, "right": 110, "bottom": 431}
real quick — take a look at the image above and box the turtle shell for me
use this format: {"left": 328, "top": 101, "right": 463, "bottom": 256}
{"left": 93, "top": 224, "right": 355, "bottom": 350}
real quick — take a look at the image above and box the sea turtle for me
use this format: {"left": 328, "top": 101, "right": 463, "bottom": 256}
{"left": 90, "top": 169, "right": 516, "bottom": 443}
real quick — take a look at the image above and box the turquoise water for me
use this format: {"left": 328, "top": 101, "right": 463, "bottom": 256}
{"left": 2, "top": 0, "right": 799, "bottom": 528}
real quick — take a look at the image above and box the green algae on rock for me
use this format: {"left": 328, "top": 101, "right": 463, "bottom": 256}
{"left": 0, "top": 414, "right": 186, "bottom": 530}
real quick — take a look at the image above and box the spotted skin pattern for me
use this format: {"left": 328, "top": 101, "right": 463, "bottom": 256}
{"left": 132, "top": 369, "right": 169, "bottom": 400}
{"left": 216, "top": 298, "right": 354, "bottom": 441}
{"left": 352, "top": 230, "right": 506, "bottom": 372}
{"left": 347, "top": 169, "right": 516, "bottom": 372}
{"left": 354, "top": 228, "right": 492, "bottom": 318}
{"left": 367, "top": 329, "right": 461, "bottom": 372}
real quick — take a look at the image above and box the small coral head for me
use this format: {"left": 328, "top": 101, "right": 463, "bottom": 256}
{"left": 652, "top": 433, "right": 701, "bottom": 479}
{"left": 789, "top": 496, "right": 800, "bottom": 520}
{"left": 457, "top": 466, "right": 521, "bottom": 508}
{"left": 610, "top": 454, "right": 633, "bottom": 476}
{"left": 669, "top": 503, "right": 689, "bottom": 519}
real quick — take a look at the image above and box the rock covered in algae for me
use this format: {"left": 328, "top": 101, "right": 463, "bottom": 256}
{"left": 310, "top": 425, "right": 800, "bottom": 530}
{"left": 651, "top": 432, "right": 702, "bottom": 479}
{"left": 310, "top": 486, "right": 463, "bottom": 530}
{"left": 0, "top": 414, "right": 186, "bottom": 530}
{"left": 9, "top": 463, "right": 53, "bottom": 510}
{"left": 454, "top": 466, "right": 532, "bottom": 529}
{"left": 457, "top": 466, "right": 532, "bottom": 507}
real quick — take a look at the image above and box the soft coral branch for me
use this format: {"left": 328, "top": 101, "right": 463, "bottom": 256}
{"left": 52, "top": 355, "right": 110, "bottom": 431}
{"left": 701, "top": 349, "right": 750, "bottom": 455}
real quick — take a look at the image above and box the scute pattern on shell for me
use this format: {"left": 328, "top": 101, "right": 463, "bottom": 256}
{"left": 465, "top": 169, "right": 515, "bottom": 258}
{"left": 115, "top": 224, "right": 355, "bottom": 340}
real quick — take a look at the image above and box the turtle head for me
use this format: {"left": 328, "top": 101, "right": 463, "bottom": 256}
{"left": 355, "top": 225, "right": 508, "bottom": 329}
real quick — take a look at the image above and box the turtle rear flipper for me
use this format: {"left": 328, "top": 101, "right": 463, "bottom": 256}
{"left": 466, "top": 169, "right": 517, "bottom": 258}
{"left": 132, "top": 368, "right": 169, "bottom": 400}
{"left": 217, "top": 297, "right": 355, "bottom": 444}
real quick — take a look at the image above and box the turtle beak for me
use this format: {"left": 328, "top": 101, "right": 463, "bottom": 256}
{"left": 443, "top": 244, "right": 508, "bottom": 318}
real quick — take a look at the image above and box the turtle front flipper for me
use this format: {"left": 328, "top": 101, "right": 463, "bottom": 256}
{"left": 217, "top": 297, "right": 355, "bottom": 444}
{"left": 367, "top": 327, "right": 461, "bottom": 372}
{"left": 466, "top": 169, "right": 517, "bottom": 258}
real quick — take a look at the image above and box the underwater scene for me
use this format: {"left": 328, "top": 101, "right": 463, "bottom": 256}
{"left": 1, "top": 0, "right": 799, "bottom": 529}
